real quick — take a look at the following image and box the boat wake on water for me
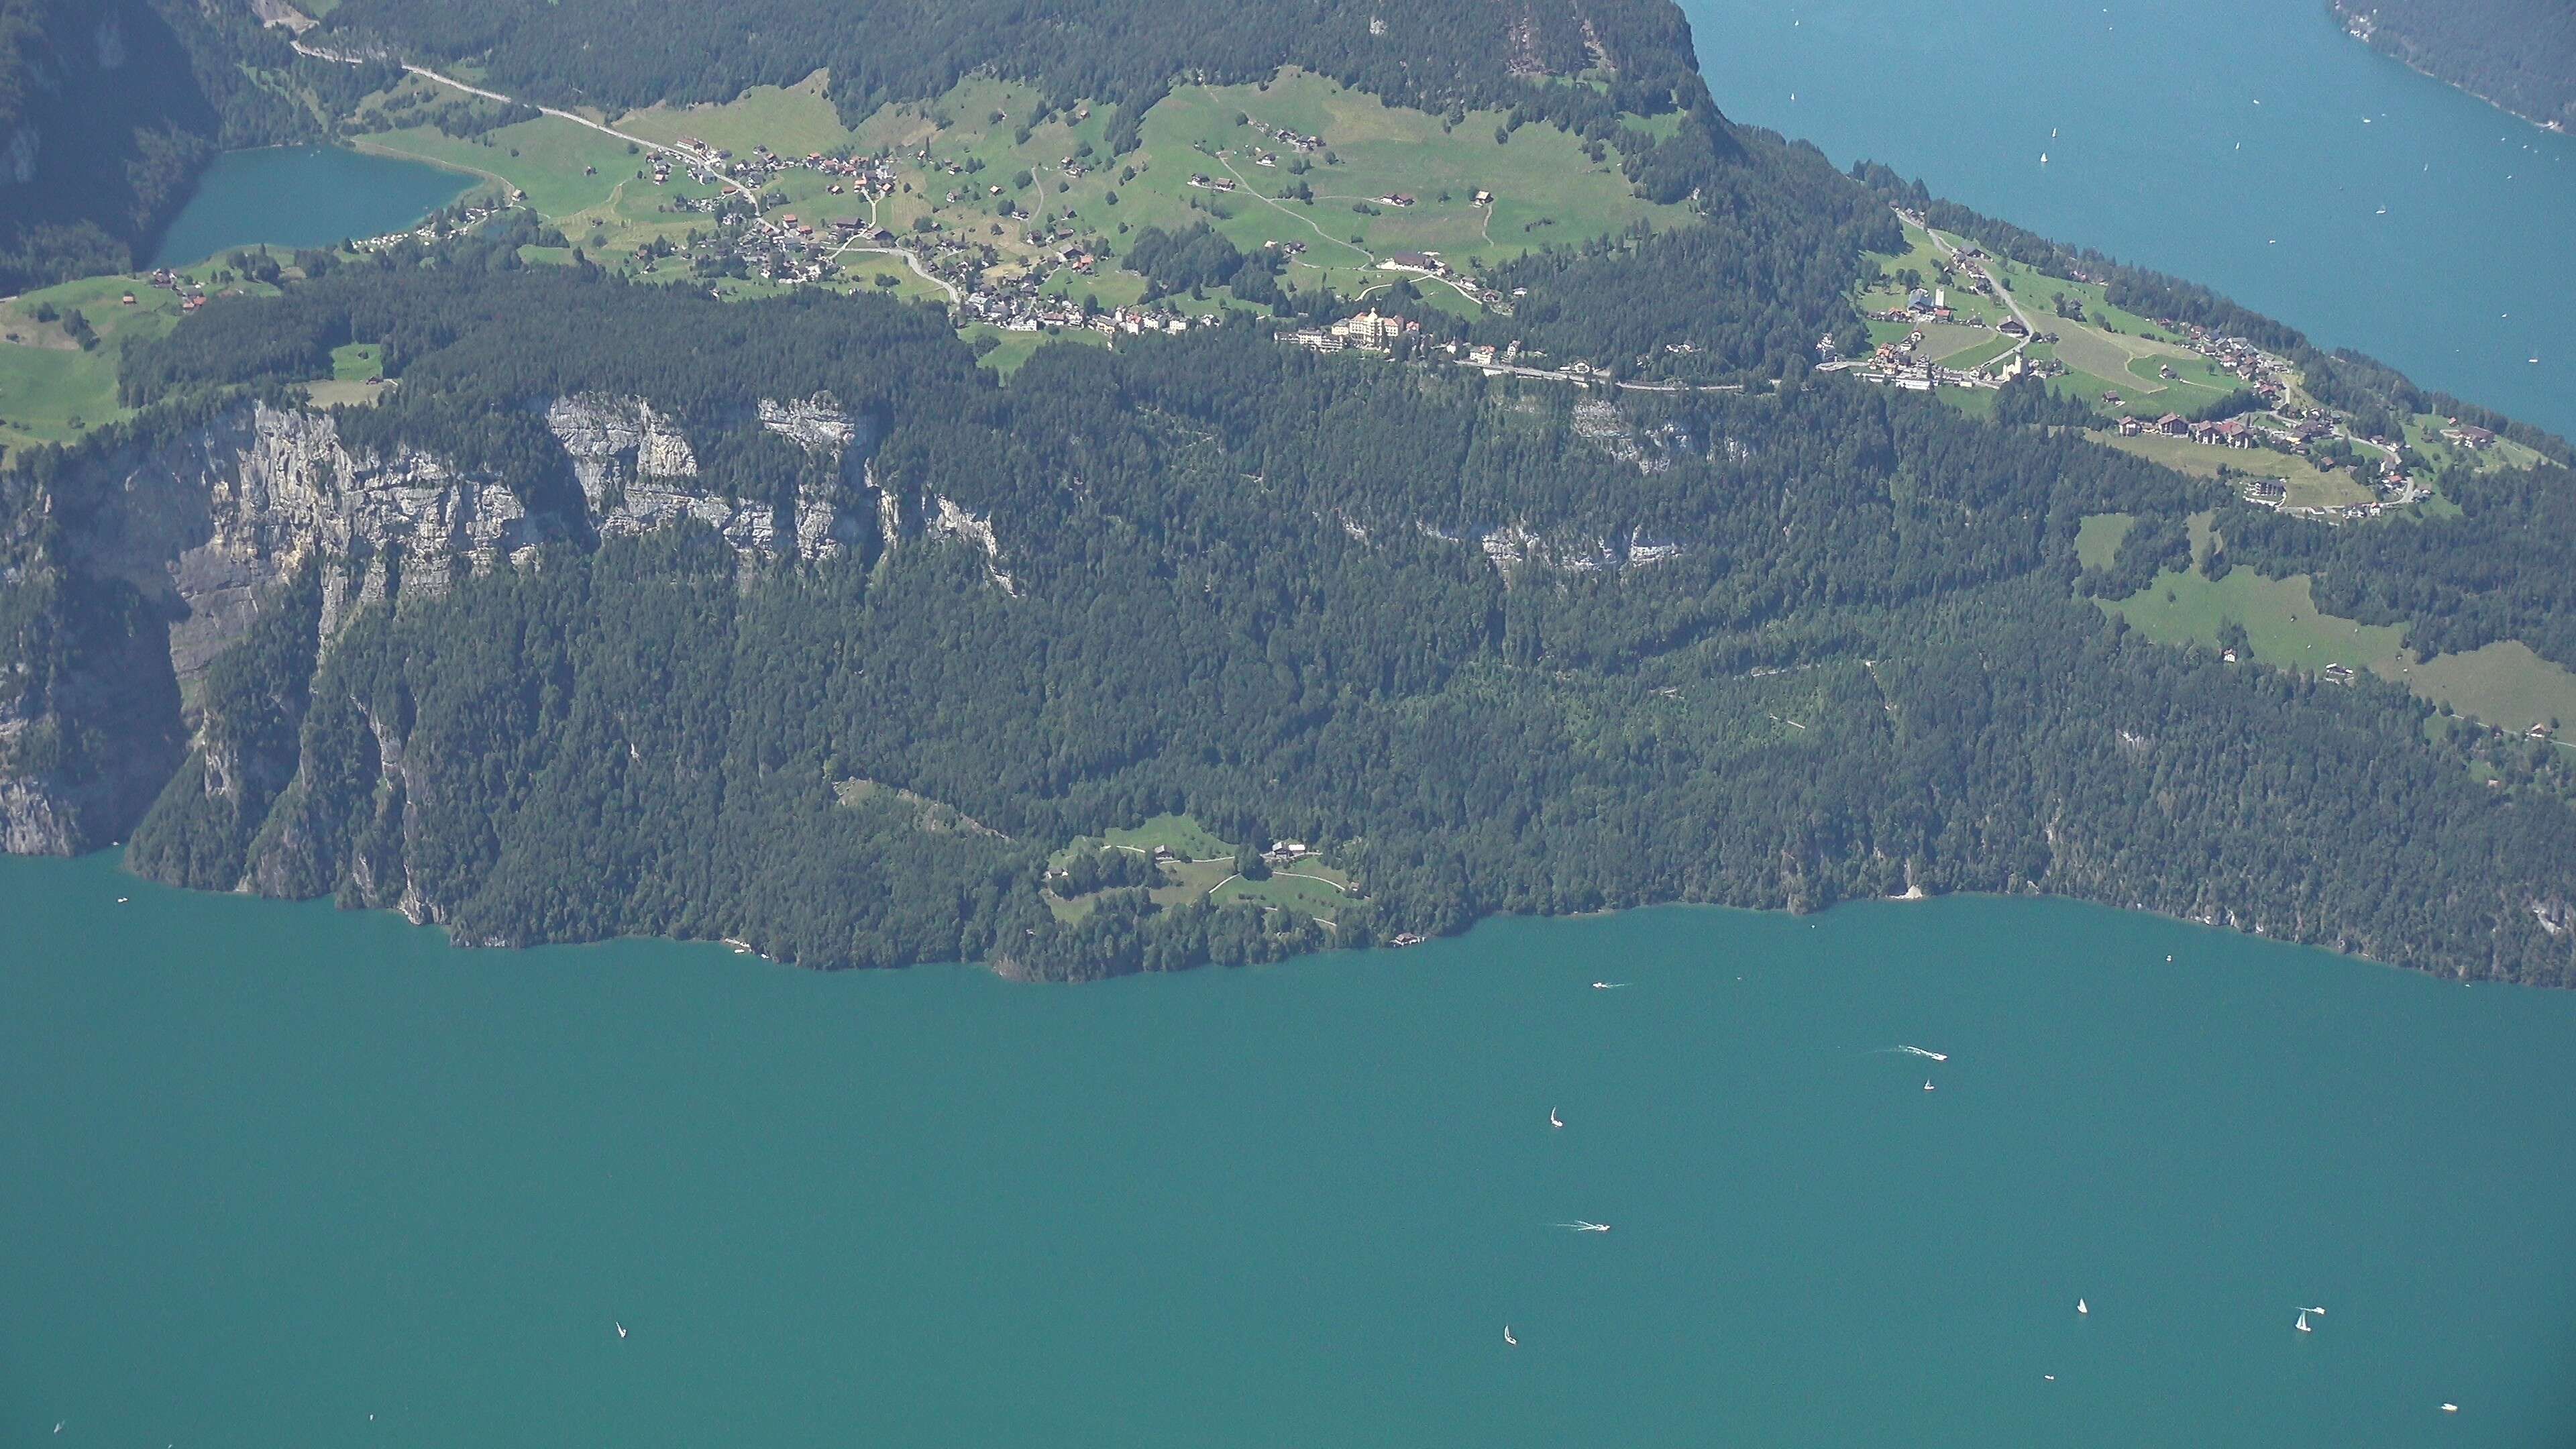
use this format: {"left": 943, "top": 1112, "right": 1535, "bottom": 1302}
{"left": 1552, "top": 1220, "right": 1613, "bottom": 1233}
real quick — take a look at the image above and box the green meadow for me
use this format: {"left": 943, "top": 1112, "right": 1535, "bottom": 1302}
{"left": 2094, "top": 428, "right": 2373, "bottom": 511}
{"left": 1047, "top": 812, "right": 1358, "bottom": 924}
{"left": 356, "top": 115, "right": 632, "bottom": 220}
{"left": 0, "top": 267, "right": 264, "bottom": 461}
{"left": 2075, "top": 512, "right": 2137, "bottom": 571}
{"left": 2408, "top": 643, "right": 2576, "bottom": 738}
{"left": 2108, "top": 566, "right": 2405, "bottom": 674}
{"left": 2104, "top": 557, "right": 2576, "bottom": 737}
{"left": 614, "top": 70, "right": 858, "bottom": 160}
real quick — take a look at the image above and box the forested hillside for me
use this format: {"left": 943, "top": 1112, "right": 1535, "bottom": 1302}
{"left": 5, "top": 262, "right": 2571, "bottom": 985}
{"left": 2334, "top": 1, "right": 2576, "bottom": 130}
{"left": 0, "top": 0, "right": 332, "bottom": 291}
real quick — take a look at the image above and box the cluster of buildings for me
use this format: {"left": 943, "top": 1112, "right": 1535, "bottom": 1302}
{"left": 1281, "top": 308, "right": 1421, "bottom": 353}
{"left": 138, "top": 268, "right": 214, "bottom": 313}
{"left": 1243, "top": 118, "right": 1324, "bottom": 154}
{"left": 963, "top": 291, "right": 1221, "bottom": 337}
{"left": 358, "top": 197, "right": 521, "bottom": 254}
{"left": 663, "top": 138, "right": 900, "bottom": 199}
{"left": 2113, "top": 412, "right": 2261, "bottom": 447}
{"left": 2146, "top": 317, "right": 2290, "bottom": 398}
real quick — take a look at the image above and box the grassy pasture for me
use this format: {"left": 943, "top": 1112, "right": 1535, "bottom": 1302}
{"left": 358, "top": 115, "right": 631, "bottom": 219}
{"left": 2093, "top": 429, "right": 2373, "bottom": 511}
{"left": 0, "top": 268, "right": 255, "bottom": 460}
{"left": 614, "top": 71, "right": 856, "bottom": 159}
{"left": 330, "top": 342, "right": 384, "bottom": 381}
{"left": 2075, "top": 513, "right": 2136, "bottom": 571}
{"left": 2106, "top": 567, "right": 2409, "bottom": 674}
{"left": 2408, "top": 643, "right": 2576, "bottom": 738}
{"left": 1048, "top": 812, "right": 1357, "bottom": 923}
{"left": 2103, "top": 564, "right": 2576, "bottom": 735}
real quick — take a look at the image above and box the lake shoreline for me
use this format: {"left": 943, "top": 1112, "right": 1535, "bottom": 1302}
{"left": 144, "top": 143, "right": 476, "bottom": 270}
{"left": 2329, "top": 1, "right": 2574, "bottom": 135}
{"left": 44, "top": 842, "right": 2545, "bottom": 991}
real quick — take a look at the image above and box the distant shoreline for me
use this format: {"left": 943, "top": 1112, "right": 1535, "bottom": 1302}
{"left": 2330, "top": 3, "right": 2573, "bottom": 136}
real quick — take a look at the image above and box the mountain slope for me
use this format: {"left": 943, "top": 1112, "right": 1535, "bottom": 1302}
{"left": 0, "top": 0, "right": 327, "bottom": 291}
{"left": 2334, "top": 1, "right": 2576, "bottom": 130}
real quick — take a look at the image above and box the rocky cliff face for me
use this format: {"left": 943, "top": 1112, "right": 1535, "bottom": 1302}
{"left": 543, "top": 392, "right": 875, "bottom": 563}
{"left": 0, "top": 569, "right": 185, "bottom": 855}
{"left": 0, "top": 388, "right": 891, "bottom": 855}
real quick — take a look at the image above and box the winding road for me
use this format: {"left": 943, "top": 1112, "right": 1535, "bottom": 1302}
{"left": 295, "top": 40, "right": 961, "bottom": 305}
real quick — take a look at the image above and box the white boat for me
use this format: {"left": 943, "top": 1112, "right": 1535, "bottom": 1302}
{"left": 1897, "top": 1045, "right": 1947, "bottom": 1062}
{"left": 615, "top": 1321, "right": 628, "bottom": 1339}
{"left": 1556, "top": 1220, "right": 1611, "bottom": 1233}
{"left": 2296, "top": 1311, "right": 2311, "bottom": 1332}
{"left": 2076, "top": 1298, "right": 2088, "bottom": 1315}
{"left": 2441, "top": 1403, "right": 2459, "bottom": 1413}
{"left": 1549, "top": 1107, "right": 1563, "bottom": 1129}
{"left": 1923, "top": 1079, "right": 1935, "bottom": 1091}
{"left": 1591, "top": 981, "right": 1627, "bottom": 990}
{"left": 1503, "top": 1325, "right": 1517, "bottom": 1346}
{"left": 2303, "top": 1305, "right": 2326, "bottom": 1316}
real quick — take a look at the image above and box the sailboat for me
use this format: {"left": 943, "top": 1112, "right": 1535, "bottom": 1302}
{"left": 2076, "top": 1298, "right": 2088, "bottom": 1315}
{"left": 1503, "top": 1326, "right": 1517, "bottom": 1346}
{"left": 615, "top": 1322, "right": 628, "bottom": 1340}
{"left": 1549, "top": 1107, "right": 1564, "bottom": 1129}
{"left": 2295, "top": 1310, "right": 2312, "bottom": 1333}
{"left": 1923, "top": 1079, "right": 1935, "bottom": 1091}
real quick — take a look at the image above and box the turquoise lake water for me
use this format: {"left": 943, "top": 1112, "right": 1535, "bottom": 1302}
{"left": 1679, "top": 0, "right": 2576, "bottom": 440}
{"left": 148, "top": 146, "right": 474, "bottom": 270}
{"left": 4, "top": 851, "right": 2572, "bottom": 1446}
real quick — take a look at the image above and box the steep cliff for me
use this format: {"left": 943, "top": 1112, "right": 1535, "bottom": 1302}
{"left": 0, "top": 388, "right": 892, "bottom": 863}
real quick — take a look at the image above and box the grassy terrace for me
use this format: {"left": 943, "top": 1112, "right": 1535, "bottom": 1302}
{"left": 2093, "top": 512, "right": 2576, "bottom": 737}
{"left": 0, "top": 265, "right": 280, "bottom": 463}
{"left": 350, "top": 66, "right": 1692, "bottom": 321}
{"left": 2093, "top": 428, "right": 2375, "bottom": 513}
{"left": 1856, "top": 220, "right": 2246, "bottom": 415}
{"left": 1048, "top": 813, "right": 1360, "bottom": 926}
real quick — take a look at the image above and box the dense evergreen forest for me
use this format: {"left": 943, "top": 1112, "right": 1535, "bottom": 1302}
{"left": 6, "top": 260, "right": 2570, "bottom": 985}
{"left": 0, "top": 0, "right": 347, "bottom": 291}
{"left": 2333, "top": 1, "right": 2576, "bottom": 131}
